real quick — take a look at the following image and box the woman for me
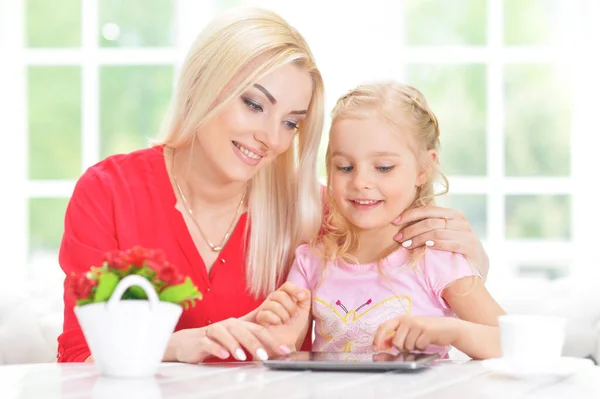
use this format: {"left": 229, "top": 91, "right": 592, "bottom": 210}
{"left": 57, "top": 6, "right": 488, "bottom": 364}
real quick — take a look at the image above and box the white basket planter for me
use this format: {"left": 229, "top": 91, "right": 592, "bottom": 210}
{"left": 75, "top": 275, "right": 182, "bottom": 378}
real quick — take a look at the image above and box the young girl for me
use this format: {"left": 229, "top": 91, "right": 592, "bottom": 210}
{"left": 256, "top": 82, "right": 506, "bottom": 360}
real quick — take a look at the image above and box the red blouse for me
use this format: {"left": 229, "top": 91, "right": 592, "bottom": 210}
{"left": 57, "top": 146, "right": 309, "bottom": 362}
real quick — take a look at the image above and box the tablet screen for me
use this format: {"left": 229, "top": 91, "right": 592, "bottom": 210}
{"left": 264, "top": 351, "right": 439, "bottom": 371}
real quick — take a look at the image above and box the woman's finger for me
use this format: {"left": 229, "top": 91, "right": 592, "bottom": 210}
{"left": 230, "top": 322, "right": 291, "bottom": 361}
{"left": 172, "top": 331, "right": 230, "bottom": 364}
{"left": 391, "top": 207, "right": 489, "bottom": 279}
{"left": 400, "top": 229, "right": 472, "bottom": 256}
{"left": 229, "top": 323, "right": 267, "bottom": 361}
{"left": 398, "top": 217, "right": 472, "bottom": 243}
{"left": 247, "top": 322, "right": 293, "bottom": 358}
{"left": 189, "top": 336, "right": 230, "bottom": 363}
{"left": 394, "top": 206, "right": 467, "bottom": 227}
{"left": 394, "top": 218, "right": 441, "bottom": 242}
{"left": 205, "top": 322, "right": 247, "bottom": 361}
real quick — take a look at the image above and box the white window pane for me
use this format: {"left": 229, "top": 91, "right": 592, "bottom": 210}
{"left": 99, "top": 0, "right": 176, "bottom": 47}
{"left": 504, "top": 64, "right": 571, "bottom": 177}
{"left": 504, "top": 0, "right": 564, "bottom": 46}
{"left": 405, "top": 0, "right": 487, "bottom": 45}
{"left": 27, "top": 0, "right": 81, "bottom": 48}
{"left": 505, "top": 194, "right": 571, "bottom": 239}
{"left": 100, "top": 66, "right": 174, "bottom": 157}
{"left": 407, "top": 64, "right": 487, "bottom": 176}
{"left": 28, "top": 66, "right": 82, "bottom": 180}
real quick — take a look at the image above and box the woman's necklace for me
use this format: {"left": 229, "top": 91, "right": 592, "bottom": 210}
{"left": 171, "top": 150, "right": 247, "bottom": 253}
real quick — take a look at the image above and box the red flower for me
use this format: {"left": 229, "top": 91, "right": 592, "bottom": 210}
{"left": 146, "top": 248, "right": 166, "bottom": 264}
{"left": 145, "top": 260, "right": 163, "bottom": 272}
{"left": 157, "top": 265, "right": 184, "bottom": 285}
{"left": 124, "top": 246, "right": 149, "bottom": 267}
{"left": 69, "top": 273, "right": 98, "bottom": 300}
{"left": 75, "top": 246, "right": 201, "bottom": 308}
{"left": 105, "top": 250, "right": 130, "bottom": 270}
{"left": 104, "top": 246, "right": 169, "bottom": 270}
{"left": 125, "top": 246, "right": 167, "bottom": 268}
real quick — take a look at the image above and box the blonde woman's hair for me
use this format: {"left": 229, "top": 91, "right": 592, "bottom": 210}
{"left": 320, "top": 82, "right": 448, "bottom": 267}
{"left": 158, "top": 7, "right": 324, "bottom": 297}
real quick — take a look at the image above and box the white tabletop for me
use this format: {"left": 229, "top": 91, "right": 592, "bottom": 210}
{"left": 3, "top": 360, "right": 600, "bottom": 399}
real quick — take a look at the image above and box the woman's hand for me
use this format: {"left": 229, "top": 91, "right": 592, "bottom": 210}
{"left": 163, "top": 318, "right": 291, "bottom": 363}
{"left": 372, "top": 316, "right": 459, "bottom": 352}
{"left": 393, "top": 206, "right": 489, "bottom": 279}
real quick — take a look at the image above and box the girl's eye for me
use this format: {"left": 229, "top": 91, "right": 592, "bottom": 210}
{"left": 283, "top": 120, "right": 299, "bottom": 131}
{"left": 376, "top": 166, "right": 395, "bottom": 173}
{"left": 243, "top": 97, "right": 263, "bottom": 112}
{"left": 336, "top": 166, "right": 353, "bottom": 172}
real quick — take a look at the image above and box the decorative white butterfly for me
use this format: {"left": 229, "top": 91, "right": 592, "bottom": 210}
{"left": 312, "top": 296, "right": 412, "bottom": 353}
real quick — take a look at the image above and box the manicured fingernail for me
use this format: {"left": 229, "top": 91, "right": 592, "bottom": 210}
{"left": 235, "top": 348, "right": 247, "bottom": 361}
{"left": 425, "top": 240, "right": 434, "bottom": 247}
{"left": 395, "top": 216, "right": 402, "bottom": 223}
{"left": 279, "top": 345, "right": 292, "bottom": 354}
{"left": 219, "top": 349, "right": 230, "bottom": 359}
{"left": 256, "top": 348, "right": 268, "bottom": 361}
{"left": 402, "top": 240, "right": 412, "bottom": 248}
{"left": 394, "top": 233, "right": 403, "bottom": 242}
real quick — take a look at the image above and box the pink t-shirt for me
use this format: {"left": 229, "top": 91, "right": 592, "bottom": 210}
{"left": 287, "top": 244, "right": 481, "bottom": 354}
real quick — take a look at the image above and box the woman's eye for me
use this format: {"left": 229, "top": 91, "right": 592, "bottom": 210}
{"left": 243, "top": 98, "right": 263, "bottom": 112}
{"left": 283, "top": 120, "right": 299, "bottom": 131}
{"left": 376, "top": 166, "right": 395, "bottom": 173}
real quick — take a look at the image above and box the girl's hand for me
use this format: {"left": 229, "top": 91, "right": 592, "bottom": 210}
{"left": 255, "top": 282, "right": 312, "bottom": 351}
{"left": 393, "top": 206, "right": 489, "bottom": 278}
{"left": 164, "top": 318, "right": 291, "bottom": 363}
{"left": 256, "top": 282, "right": 311, "bottom": 326}
{"left": 373, "top": 316, "right": 459, "bottom": 352}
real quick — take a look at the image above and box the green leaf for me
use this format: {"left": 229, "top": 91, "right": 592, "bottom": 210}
{"left": 93, "top": 272, "right": 119, "bottom": 302}
{"left": 159, "top": 277, "right": 203, "bottom": 304}
{"left": 89, "top": 265, "right": 105, "bottom": 279}
{"left": 121, "top": 290, "right": 137, "bottom": 300}
{"left": 76, "top": 298, "right": 93, "bottom": 306}
{"left": 112, "top": 267, "right": 131, "bottom": 278}
{"left": 135, "top": 266, "right": 155, "bottom": 280}
{"left": 127, "top": 285, "right": 149, "bottom": 299}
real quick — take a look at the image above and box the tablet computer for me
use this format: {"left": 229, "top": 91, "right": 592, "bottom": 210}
{"left": 263, "top": 351, "right": 439, "bottom": 372}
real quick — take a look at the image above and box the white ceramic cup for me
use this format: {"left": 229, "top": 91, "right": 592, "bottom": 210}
{"left": 498, "top": 314, "right": 567, "bottom": 366}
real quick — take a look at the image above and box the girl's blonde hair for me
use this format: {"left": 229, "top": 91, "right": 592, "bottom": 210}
{"left": 320, "top": 81, "right": 448, "bottom": 267}
{"left": 158, "top": 7, "right": 324, "bottom": 297}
